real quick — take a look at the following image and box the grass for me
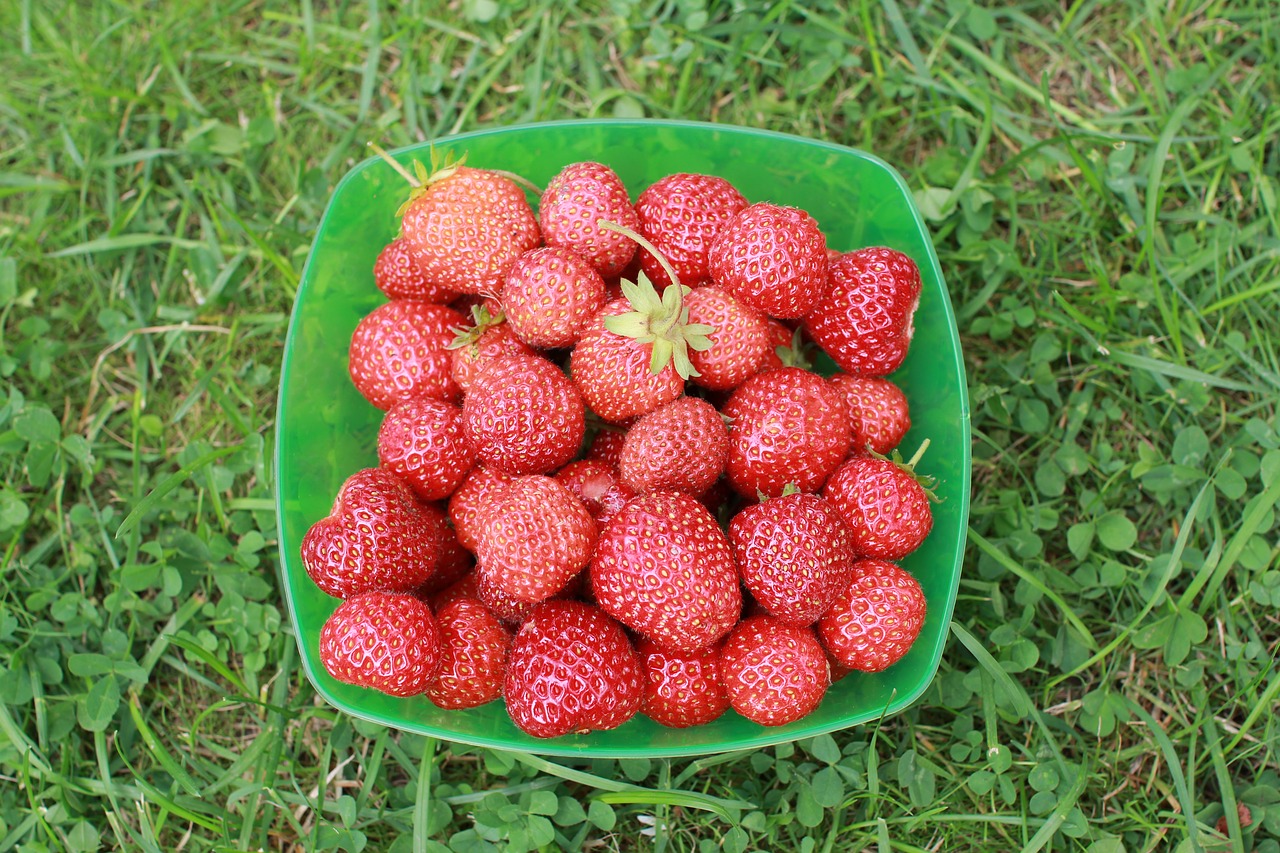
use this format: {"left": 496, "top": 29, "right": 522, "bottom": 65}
{"left": 0, "top": 0, "right": 1277, "bottom": 850}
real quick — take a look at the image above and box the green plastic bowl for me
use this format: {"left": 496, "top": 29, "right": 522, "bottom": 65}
{"left": 276, "top": 119, "right": 971, "bottom": 758}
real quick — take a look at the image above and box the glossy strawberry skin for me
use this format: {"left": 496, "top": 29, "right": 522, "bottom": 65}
{"left": 401, "top": 166, "right": 541, "bottom": 295}
{"left": 755, "top": 318, "right": 799, "bottom": 373}
{"left": 319, "top": 591, "right": 442, "bottom": 697}
{"left": 377, "top": 397, "right": 473, "bottom": 501}
{"left": 501, "top": 246, "right": 607, "bottom": 349}
{"left": 590, "top": 491, "right": 742, "bottom": 654}
{"left": 584, "top": 428, "right": 628, "bottom": 469}
{"left": 449, "top": 319, "right": 536, "bottom": 395}
{"left": 539, "top": 162, "right": 640, "bottom": 278}
{"left": 729, "top": 492, "right": 856, "bottom": 626}
{"left": 684, "top": 285, "right": 769, "bottom": 392}
{"left": 447, "top": 466, "right": 516, "bottom": 553}
{"left": 554, "top": 459, "right": 628, "bottom": 520}
{"left": 427, "top": 597, "right": 512, "bottom": 709}
{"left": 301, "top": 468, "right": 442, "bottom": 598}
{"left": 462, "top": 353, "right": 586, "bottom": 476}
{"left": 618, "top": 395, "right": 728, "bottom": 497}
{"left": 635, "top": 173, "right": 748, "bottom": 288}
{"left": 637, "top": 638, "right": 730, "bottom": 728}
{"left": 349, "top": 301, "right": 465, "bottom": 410}
{"left": 828, "top": 373, "right": 911, "bottom": 456}
{"left": 817, "top": 559, "right": 926, "bottom": 672}
{"left": 570, "top": 298, "right": 684, "bottom": 424}
{"left": 503, "top": 600, "right": 644, "bottom": 738}
{"left": 719, "top": 615, "right": 830, "bottom": 727}
{"left": 823, "top": 455, "right": 933, "bottom": 560}
{"left": 708, "top": 202, "right": 828, "bottom": 319}
{"left": 374, "top": 236, "right": 458, "bottom": 303}
{"left": 722, "top": 367, "right": 852, "bottom": 499}
{"left": 804, "top": 247, "right": 921, "bottom": 377}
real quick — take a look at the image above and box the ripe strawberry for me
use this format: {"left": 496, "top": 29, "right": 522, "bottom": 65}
{"left": 817, "top": 559, "right": 926, "bottom": 672}
{"left": 501, "top": 247, "right": 607, "bottom": 349}
{"left": 636, "top": 638, "right": 730, "bottom": 728}
{"left": 828, "top": 373, "right": 911, "bottom": 456}
{"left": 446, "top": 465, "right": 515, "bottom": 553}
{"left": 301, "top": 468, "right": 442, "bottom": 598}
{"left": 722, "top": 367, "right": 852, "bottom": 499}
{"left": 634, "top": 173, "right": 748, "bottom": 288}
{"left": 349, "top": 300, "right": 465, "bottom": 410}
{"left": 319, "top": 591, "right": 442, "bottom": 697}
{"left": 427, "top": 597, "right": 512, "bottom": 709}
{"left": 374, "top": 236, "right": 457, "bottom": 303}
{"left": 584, "top": 428, "right": 628, "bottom": 469}
{"left": 539, "top": 162, "right": 640, "bottom": 278}
{"left": 708, "top": 202, "right": 828, "bottom": 319}
{"left": 570, "top": 297, "right": 688, "bottom": 424}
{"left": 683, "top": 285, "right": 769, "bottom": 391}
{"left": 473, "top": 475, "right": 597, "bottom": 604}
{"left": 822, "top": 445, "right": 934, "bottom": 560}
{"left": 416, "top": 524, "right": 474, "bottom": 598}
{"left": 590, "top": 491, "right": 742, "bottom": 654}
{"left": 719, "top": 615, "right": 830, "bottom": 727}
{"left": 503, "top": 600, "right": 644, "bottom": 738}
{"left": 377, "top": 397, "right": 473, "bottom": 501}
{"left": 475, "top": 566, "right": 586, "bottom": 625}
{"left": 804, "top": 247, "right": 921, "bottom": 377}
{"left": 554, "top": 459, "right": 629, "bottom": 520}
{"left": 461, "top": 353, "right": 585, "bottom": 476}
{"left": 618, "top": 395, "right": 728, "bottom": 497}
{"left": 728, "top": 490, "right": 855, "bottom": 625}
{"left": 756, "top": 320, "right": 807, "bottom": 373}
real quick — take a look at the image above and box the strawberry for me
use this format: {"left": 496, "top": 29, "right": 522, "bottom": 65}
{"left": 501, "top": 246, "right": 607, "bottom": 349}
{"left": 475, "top": 566, "right": 586, "bottom": 626}
{"left": 416, "top": 524, "right": 474, "bottom": 598}
{"left": 374, "top": 236, "right": 458, "bottom": 303}
{"left": 617, "top": 395, "right": 728, "bottom": 497}
{"left": 319, "top": 591, "right": 442, "bottom": 697}
{"left": 583, "top": 428, "right": 628, "bottom": 469}
{"left": 349, "top": 301, "right": 465, "bottom": 410}
{"left": 828, "top": 373, "right": 911, "bottom": 456}
{"left": 539, "top": 162, "right": 640, "bottom": 278}
{"left": 461, "top": 353, "right": 585, "bottom": 476}
{"left": 817, "top": 559, "right": 926, "bottom": 672}
{"left": 636, "top": 638, "right": 730, "bottom": 728}
{"left": 718, "top": 615, "right": 829, "bottom": 727}
{"left": 804, "top": 247, "right": 921, "bottom": 377}
{"left": 683, "top": 285, "right": 769, "bottom": 392}
{"left": 634, "top": 173, "right": 748, "bottom": 288}
{"left": 446, "top": 465, "right": 516, "bottom": 553}
{"left": 822, "top": 444, "right": 934, "bottom": 560}
{"left": 301, "top": 468, "right": 442, "bottom": 598}
{"left": 473, "top": 475, "right": 597, "bottom": 604}
{"left": 708, "top": 202, "right": 828, "bottom": 319}
{"left": 554, "top": 459, "right": 630, "bottom": 520}
{"left": 728, "top": 490, "right": 855, "bottom": 625}
{"left": 503, "top": 600, "right": 644, "bottom": 738}
{"left": 447, "top": 302, "right": 536, "bottom": 395}
{"left": 756, "top": 320, "right": 807, "bottom": 373}
{"left": 377, "top": 397, "right": 473, "bottom": 501}
{"left": 721, "top": 367, "right": 852, "bottom": 499}
{"left": 590, "top": 491, "right": 742, "bottom": 654}
{"left": 426, "top": 597, "right": 512, "bottom": 709}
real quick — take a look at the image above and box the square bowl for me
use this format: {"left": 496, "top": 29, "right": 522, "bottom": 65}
{"left": 275, "top": 119, "right": 971, "bottom": 758}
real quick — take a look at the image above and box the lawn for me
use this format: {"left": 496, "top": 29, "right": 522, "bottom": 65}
{"left": 0, "top": 0, "right": 1277, "bottom": 851}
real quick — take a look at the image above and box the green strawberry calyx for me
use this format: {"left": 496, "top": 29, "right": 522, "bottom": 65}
{"left": 871, "top": 438, "right": 940, "bottom": 501}
{"left": 366, "top": 142, "right": 467, "bottom": 218}
{"left": 446, "top": 302, "right": 505, "bottom": 354}
{"left": 597, "top": 219, "right": 715, "bottom": 381}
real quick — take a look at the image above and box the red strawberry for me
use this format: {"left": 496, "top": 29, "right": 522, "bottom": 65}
{"left": 756, "top": 319, "right": 807, "bottom": 373}
{"left": 301, "top": 468, "right": 442, "bottom": 598}
{"left": 817, "top": 559, "right": 926, "bottom": 672}
{"left": 377, "top": 397, "right": 473, "bottom": 501}
{"left": 722, "top": 367, "right": 852, "bottom": 499}
{"left": 590, "top": 491, "right": 742, "bottom": 654}
{"left": 319, "top": 591, "right": 442, "bottom": 697}
{"left": 475, "top": 566, "right": 586, "bottom": 625}
{"left": 637, "top": 638, "right": 730, "bottom": 728}
{"left": 684, "top": 286, "right": 769, "bottom": 391}
{"left": 828, "top": 373, "right": 911, "bottom": 456}
{"left": 447, "top": 303, "right": 536, "bottom": 395}
{"left": 503, "top": 600, "right": 644, "bottom": 738}
{"left": 708, "top": 202, "right": 828, "bottom": 319}
{"left": 374, "top": 236, "right": 458, "bottom": 303}
{"left": 635, "top": 173, "right": 748, "bottom": 288}
{"left": 473, "top": 475, "right": 597, "bottom": 604}
{"left": 822, "top": 445, "right": 934, "bottom": 560}
{"left": 447, "top": 466, "right": 516, "bottom": 552}
{"left": 618, "top": 395, "right": 728, "bottom": 497}
{"left": 461, "top": 353, "right": 585, "bottom": 476}
{"left": 539, "top": 162, "right": 640, "bottom": 278}
{"left": 804, "top": 247, "right": 921, "bottom": 377}
{"left": 349, "top": 300, "right": 465, "bottom": 410}
{"left": 584, "top": 428, "right": 628, "bottom": 469}
{"left": 416, "top": 525, "right": 474, "bottom": 598}
{"left": 501, "top": 247, "right": 607, "bottom": 349}
{"left": 719, "top": 615, "right": 830, "bottom": 726}
{"left": 426, "top": 597, "right": 512, "bottom": 709}
{"left": 554, "top": 459, "right": 628, "bottom": 520}
{"left": 728, "top": 490, "right": 855, "bottom": 625}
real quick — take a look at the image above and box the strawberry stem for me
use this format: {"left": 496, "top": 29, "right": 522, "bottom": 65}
{"left": 366, "top": 141, "right": 421, "bottom": 188}
{"left": 492, "top": 169, "right": 543, "bottom": 197}
{"left": 597, "top": 219, "right": 685, "bottom": 294}
{"left": 905, "top": 438, "right": 931, "bottom": 470}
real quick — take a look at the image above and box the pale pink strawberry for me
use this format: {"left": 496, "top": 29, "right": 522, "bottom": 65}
{"left": 539, "top": 162, "right": 640, "bottom": 278}
{"left": 349, "top": 301, "right": 465, "bottom": 410}
{"left": 501, "top": 247, "right": 607, "bottom": 349}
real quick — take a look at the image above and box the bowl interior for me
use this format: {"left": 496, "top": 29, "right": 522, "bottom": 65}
{"left": 276, "top": 119, "right": 971, "bottom": 758}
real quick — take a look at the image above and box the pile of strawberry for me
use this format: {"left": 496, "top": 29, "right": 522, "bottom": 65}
{"left": 301, "top": 151, "right": 937, "bottom": 737}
